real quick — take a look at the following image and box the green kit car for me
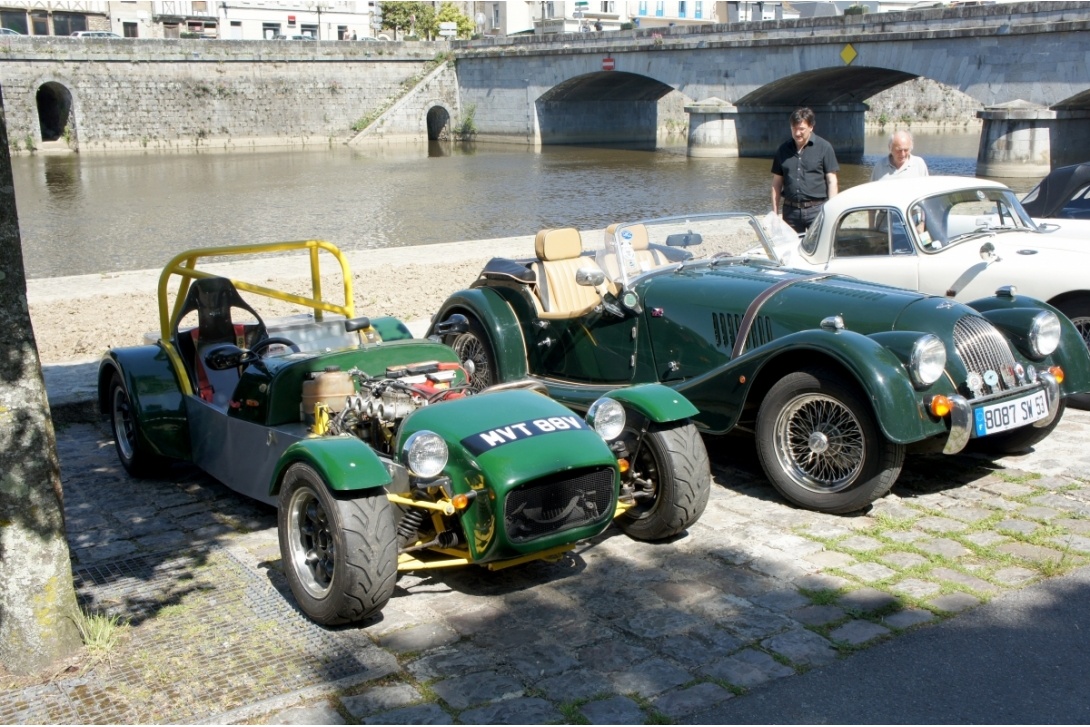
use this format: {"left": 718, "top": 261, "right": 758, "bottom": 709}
{"left": 98, "top": 240, "right": 710, "bottom": 625}
{"left": 428, "top": 214, "right": 1090, "bottom": 515}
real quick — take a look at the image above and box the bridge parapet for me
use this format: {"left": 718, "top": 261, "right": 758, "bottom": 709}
{"left": 455, "top": 2, "right": 1090, "bottom": 56}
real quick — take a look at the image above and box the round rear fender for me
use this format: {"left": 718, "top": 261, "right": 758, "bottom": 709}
{"left": 271, "top": 437, "right": 392, "bottom": 498}
{"left": 98, "top": 346, "right": 190, "bottom": 460}
{"left": 431, "top": 288, "right": 529, "bottom": 381}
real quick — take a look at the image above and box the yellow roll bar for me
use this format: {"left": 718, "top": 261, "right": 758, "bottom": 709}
{"left": 155, "top": 239, "right": 355, "bottom": 396}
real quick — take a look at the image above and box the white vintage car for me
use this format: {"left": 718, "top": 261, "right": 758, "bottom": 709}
{"left": 762, "top": 176, "right": 1090, "bottom": 356}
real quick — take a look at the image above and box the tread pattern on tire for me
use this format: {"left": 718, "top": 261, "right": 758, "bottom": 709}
{"left": 619, "top": 422, "right": 711, "bottom": 541}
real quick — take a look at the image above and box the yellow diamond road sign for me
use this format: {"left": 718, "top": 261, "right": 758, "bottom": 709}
{"left": 841, "top": 43, "right": 858, "bottom": 65}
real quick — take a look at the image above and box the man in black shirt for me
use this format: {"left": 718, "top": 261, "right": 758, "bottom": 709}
{"left": 771, "top": 107, "right": 839, "bottom": 233}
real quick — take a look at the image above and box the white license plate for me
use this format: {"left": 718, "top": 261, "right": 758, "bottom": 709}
{"left": 973, "top": 391, "right": 1049, "bottom": 437}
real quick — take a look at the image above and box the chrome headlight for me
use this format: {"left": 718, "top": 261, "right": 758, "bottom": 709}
{"left": 402, "top": 430, "right": 448, "bottom": 478}
{"left": 910, "top": 334, "right": 946, "bottom": 387}
{"left": 1029, "top": 310, "right": 1061, "bottom": 357}
{"left": 587, "top": 397, "right": 626, "bottom": 441}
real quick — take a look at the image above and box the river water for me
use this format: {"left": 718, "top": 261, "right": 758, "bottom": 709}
{"left": 10, "top": 129, "right": 1032, "bottom": 280}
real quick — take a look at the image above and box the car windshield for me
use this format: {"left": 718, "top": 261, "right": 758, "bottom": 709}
{"left": 593, "top": 213, "right": 779, "bottom": 289}
{"left": 913, "top": 187, "right": 1039, "bottom": 248}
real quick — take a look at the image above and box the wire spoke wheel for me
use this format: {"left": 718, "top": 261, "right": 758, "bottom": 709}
{"left": 775, "top": 393, "right": 865, "bottom": 493}
{"left": 448, "top": 318, "right": 496, "bottom": 392}
{"left": 756, "top": 367, "right": 903, "bottom": 514}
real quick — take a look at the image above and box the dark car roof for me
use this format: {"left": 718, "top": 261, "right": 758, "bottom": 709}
{"left": 1020, "top": 162, "right": 1090, "bottom": 218}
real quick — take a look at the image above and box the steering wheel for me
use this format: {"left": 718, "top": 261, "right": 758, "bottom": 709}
{"left": 249, "top": 336, "right": 301, "bottom": 358}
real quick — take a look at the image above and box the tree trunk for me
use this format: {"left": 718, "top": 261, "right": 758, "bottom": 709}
{"left": 0, "top": 85, "right": 82, "bottom": 673}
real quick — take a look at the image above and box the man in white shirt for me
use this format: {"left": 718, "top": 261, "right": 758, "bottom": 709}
{"left": 871, "top": 130, "right": 929, "bottom": 180}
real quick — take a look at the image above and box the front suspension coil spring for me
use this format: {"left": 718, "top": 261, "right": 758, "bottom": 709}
{"left": 396, "top": 507, "right": 426, "bottom": 540}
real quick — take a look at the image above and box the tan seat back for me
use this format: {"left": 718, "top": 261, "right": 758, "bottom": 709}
{"left": 533, "top": 228, "right": 603, "bottom": 319}
{"left": 603, "top": 223, "right": 669, "bottom": 282}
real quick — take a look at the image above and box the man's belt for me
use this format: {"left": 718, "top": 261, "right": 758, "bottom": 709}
{"left": 784, "top": 198, "right": 826, "bottom": 209}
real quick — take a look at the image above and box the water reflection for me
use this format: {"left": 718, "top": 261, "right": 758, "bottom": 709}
{"left": 12, "top": 130, "right": 1001, "bottom": 279}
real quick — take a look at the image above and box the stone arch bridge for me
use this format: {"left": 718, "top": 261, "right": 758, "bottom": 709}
{"left": 431, "top": 1, "right": 1090, "bottom": 176}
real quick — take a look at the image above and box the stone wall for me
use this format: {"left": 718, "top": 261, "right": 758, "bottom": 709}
{"left": 0, "top": 37, "right": 445, "bottom": 152}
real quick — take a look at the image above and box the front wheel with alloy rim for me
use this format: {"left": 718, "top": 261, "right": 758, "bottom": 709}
{"left": 615, "top": 421, "right": 711, "bottom": 541}
{"left": 756, "top": 368, "right": 905, "bottom": 514}
{"left": 1055, "top": 298, "right": 1090, "bottom": 410}
{"left": 446, "top": 317, "right": 497, "bottom": 393}
{"left": 278, "top": 463, "right": 397, "bottom": 625}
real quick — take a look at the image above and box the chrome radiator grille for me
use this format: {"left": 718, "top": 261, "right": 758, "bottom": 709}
{"left": 504, "top": 467, "right": 615, "bottom": 544}
{"left": 952, "top": 315, "right": 1021, "bottom": 398}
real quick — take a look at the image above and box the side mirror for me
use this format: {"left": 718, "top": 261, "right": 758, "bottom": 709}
{"left": 576, "top": 267, "right": 606, "bottom": 287}
{"left": 433, "top": 313, "right": 469, "bottom": 336}
{"left": 204, "top": 343, "right": 250, "bottom": 370}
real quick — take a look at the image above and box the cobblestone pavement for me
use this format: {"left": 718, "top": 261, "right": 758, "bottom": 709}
{"left": 2, "top": 406, "right": 1089, "bottom": 724}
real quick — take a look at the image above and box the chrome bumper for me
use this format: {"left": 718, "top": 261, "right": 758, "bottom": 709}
{"left": 943, "top": 372, "right": 1061, "bottom": 455}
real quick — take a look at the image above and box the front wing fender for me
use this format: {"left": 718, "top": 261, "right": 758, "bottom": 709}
{"left": 271, "top": 437, "right": 392, "bottom": 498}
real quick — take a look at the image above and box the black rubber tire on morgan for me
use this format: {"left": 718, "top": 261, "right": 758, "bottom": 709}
{"left": 972, "top": 399, "right": 1066, "bottom": 455}
{"left": 108, "top": 371, "right": 164, "bottom": 477}
{"left": 1055, "top": 298, "right": 1090, "bottom": 410}
{"left": 616, "top": 421, "right": 711, "bottom": 541}
{"left": 278, "top": 463, "right": 397, "bottom": 626}
{"left": 756, "top": 367, "right": 905, "bottom": 514}
{"left": 447, "top": 317, "right": 497, "bottom": 393}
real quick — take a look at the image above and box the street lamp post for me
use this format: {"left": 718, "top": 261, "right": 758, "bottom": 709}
{"left": 305, "top": 0, "right": 325, "bottom": 41}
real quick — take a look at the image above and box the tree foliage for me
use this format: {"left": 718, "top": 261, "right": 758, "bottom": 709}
{"left": 379, "top": 1, "right": 434, "bottom": 40}
{"left": 433, "top": 2, "right": 474, "bottom": 39}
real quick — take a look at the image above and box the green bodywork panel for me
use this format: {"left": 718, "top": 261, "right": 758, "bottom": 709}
{"left": 272, "top": 437, "right": 392, "bottom": 495}
{"left": 99, "top": 345, "right": 191, "bottom": 461}
{"left": 396, "top": 389, "right": 619, "bottom": 562}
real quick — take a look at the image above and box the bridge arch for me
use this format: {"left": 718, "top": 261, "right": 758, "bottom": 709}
{"left": 425, "top": 103, "right": 451, "bottom": 140}
{"left": 35, "top": 80, "right": 74, "bottom": 145}
{"left": 536, "top": 71, "right": 681, "bottom": 148}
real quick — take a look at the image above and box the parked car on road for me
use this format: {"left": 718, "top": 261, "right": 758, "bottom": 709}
{"left": 98, "top": 240, "right": 710, "bottom": 625}
{"left": 71, "top": 30, "right": 123, "bottom": 38}
{"left": 759, "top": 176, "right": 1090, "bottom": 402}
{"left": 0, "top": 27, "right": 24, "bottom": 36}
{"left": 430, "top": 215, "right": 1090, "bottom": 514}
{"left": 272, "top": 34, "right": 316, "bottom": 40}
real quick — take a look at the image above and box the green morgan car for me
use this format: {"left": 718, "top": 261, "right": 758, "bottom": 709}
{"left": 97, "top": 240, "right": 710, "bottom": 625}
{"left": 428, "top": 214, "right": 1090, "bottom": 515}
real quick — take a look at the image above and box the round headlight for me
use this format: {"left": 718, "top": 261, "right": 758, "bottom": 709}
{"left": 403, "top": 430, "right": 448, "bottom": 478}
{"left": 1030, "top": 310, "right": 1061, "bottom": 357}
{"left": 587, "top": 397, "right": 626, "bottom": 441}
{"left": 910, "top": 334, "right": 946, "bottom": 387}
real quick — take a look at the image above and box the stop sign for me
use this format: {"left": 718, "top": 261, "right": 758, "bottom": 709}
{"left": 602, "top": 56, "right": 615, "bottom": 71}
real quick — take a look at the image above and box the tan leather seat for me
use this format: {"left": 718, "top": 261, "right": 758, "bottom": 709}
{"left": 533, "top": 228, "right": 603, "bottom": 319}
{"left": 603, "top": 223, "right": 669, "bottom": 281}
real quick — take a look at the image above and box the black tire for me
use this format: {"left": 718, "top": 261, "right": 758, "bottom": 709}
{"left": 756, "top": 368, "right": 905, "bottom": 514}
{"left": 616, "top": 421, "right": 711, "bottom": 541}
{"left": 278, "top": 463, "right": 397, "bottom": 625}
{"left": 1055, "top": 298, "right": 1090, "bottom": 410}
{"left": 107, "top": 371, "right": 164, "bottom": 477}
{"left": 973, "top": 399, "right": 1066, "bottom": 455}
{"left": 447, "top": 317, "right": 497, "bottom": 393}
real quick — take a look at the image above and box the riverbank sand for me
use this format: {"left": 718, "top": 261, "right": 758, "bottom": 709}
{"left": 26, "top": 235, "right": 539, "bottom": 365}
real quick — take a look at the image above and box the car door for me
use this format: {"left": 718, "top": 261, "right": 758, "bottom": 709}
{"left": 821, "top": 208, "right": 920, "bottom": 291}
{"left": 528, "top": 306, "right": 637, "bottom": 385}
